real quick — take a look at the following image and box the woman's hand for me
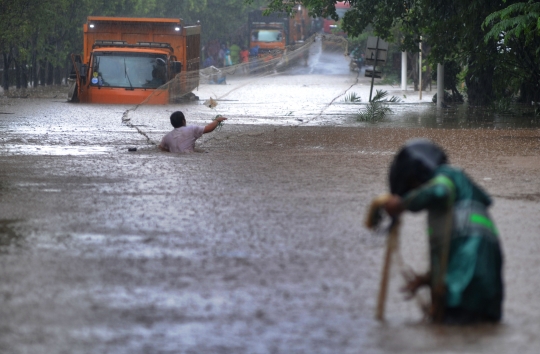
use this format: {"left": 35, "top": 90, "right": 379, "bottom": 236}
{"left": 384, "top": 195, "right": 404, "bottom": 217}
{"left": 400, "top": 272, "right": 430, "bottom": 300}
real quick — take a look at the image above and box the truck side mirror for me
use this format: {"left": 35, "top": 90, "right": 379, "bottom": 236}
{"left": 172, "top": 61, "right": 182, "bottom": 74}
{"left": 79, "top": 64, "right": 87, "bottom": 78}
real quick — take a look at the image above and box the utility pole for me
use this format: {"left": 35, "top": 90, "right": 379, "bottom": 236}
{"left": 369, "top": 36, "right": 380, "bottom": 102}
{"left": 419, "top": 36, "right": 422, "bottom": 100}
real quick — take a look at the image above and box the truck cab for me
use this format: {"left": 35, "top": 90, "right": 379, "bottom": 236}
{"left": 322, "top": 1, "right": 350, "bottom": 35}
{"left": 248, "top": 7, "right": 310, "bottom": 56}
{"left": 69, "top": 17, "right": 200, "bottom": 104}
{"left": 250, "top": 26, "right": 286, "bottom": 53}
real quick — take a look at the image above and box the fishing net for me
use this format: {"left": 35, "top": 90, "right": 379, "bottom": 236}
{"left": 121, "top": 33, "right": 354, "bottom": 147}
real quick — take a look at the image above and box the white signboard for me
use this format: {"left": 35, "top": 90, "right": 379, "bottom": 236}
{"left": 366, "top": 36, "right": 389, "bottom": 50}
{"left": 365, "top": 49, "right": 388, "bottom": 64}
{"left": 365, "top": 36, "right": 389, "bottom": 65}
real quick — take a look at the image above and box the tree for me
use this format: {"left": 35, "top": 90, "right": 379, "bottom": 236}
{"left": 0, "top": 0, "right": 36, "bottom": 90}
{"left": 151, "top": 0, "right": 266, "bottom": 44}
{"left": 1, "top": 0, "right": 265, "bottom": 90}
{"left": 257, "top": 0, "right": 527, "bottom": 106}
{"left": 483, "top": 1, "right": 540, "bottom": 102}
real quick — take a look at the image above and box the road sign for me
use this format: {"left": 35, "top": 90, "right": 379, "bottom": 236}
{"left": 366, "top": 36, "right": 389, "bottom": 50}
{"left": 365, "top": 36, "right": 388, "bottom": 65}
{"left": 365, "top": 49, "right": 388, "bottom": 64}
{"left": 365, "top": 36, "right": 389, "bottom": 101}
{"left": 365, "top": 69, "right": 382, "bottom": 78}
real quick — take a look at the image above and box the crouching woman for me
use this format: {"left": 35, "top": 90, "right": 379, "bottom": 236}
{"left": 384, "top": 139, "right": 504, "bottom": 324}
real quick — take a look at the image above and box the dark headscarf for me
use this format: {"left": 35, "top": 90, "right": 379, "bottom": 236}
{"left": 389, "top": 139, "right": 448, "bottom": 196}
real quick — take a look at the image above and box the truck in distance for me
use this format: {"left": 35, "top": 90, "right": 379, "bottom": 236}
{"left": 248, "top": 6, "right": 311, "bottom": 57}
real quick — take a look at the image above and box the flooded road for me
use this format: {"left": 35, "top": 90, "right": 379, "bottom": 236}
{"left": 1, "top": 49, "right": 540, "bottom": 353}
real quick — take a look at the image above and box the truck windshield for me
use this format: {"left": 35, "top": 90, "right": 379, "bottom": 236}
{"left": 91, "top": 53, "right": 168, "bottom": 89}
{"left": 251, "top": 30, "right": 283, "bottom": 42}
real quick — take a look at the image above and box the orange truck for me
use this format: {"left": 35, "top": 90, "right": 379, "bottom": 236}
{"left": 68, "top": 17, "right": 201, "bottom": 104}
{"left": 322, "top": 1, "right": 350, "bottom": 35}
{"left": 248, "top": 6, "right": 311, "bottom": 55}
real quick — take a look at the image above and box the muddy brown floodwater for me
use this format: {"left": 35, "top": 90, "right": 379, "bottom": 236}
{"left": 1, "top": 49, "right": 540, "bottom": 353}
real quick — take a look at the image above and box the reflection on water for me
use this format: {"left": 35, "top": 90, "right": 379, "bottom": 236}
{"left": 385, "top": 103, "right": 540, "bottom": 129}
{"left": 1, "top": 144, "right": 112, "bottom": 156}
{"left": 0, "top": 219, "right": 24, "bottom": 252}
{"left": 38, "top": 233, "right": 199, "bottom": 259}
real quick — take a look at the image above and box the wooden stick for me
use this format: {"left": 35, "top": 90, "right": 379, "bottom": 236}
{"left": 375, "top": 217, "right": 400, "bottom": 321}
{"left": 431, "top": 208, "right": 454, "bottom": 323}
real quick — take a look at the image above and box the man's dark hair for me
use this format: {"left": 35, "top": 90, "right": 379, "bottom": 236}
{"left": 170, "top": 111, "right": 186, "bottom": 128}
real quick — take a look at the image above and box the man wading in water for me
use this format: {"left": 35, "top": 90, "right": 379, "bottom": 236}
{"left": 384, "top": 139, "right": 504, "bottom": 324}
{"left": 159, "top": 111, "right": 227, "bottom": 153}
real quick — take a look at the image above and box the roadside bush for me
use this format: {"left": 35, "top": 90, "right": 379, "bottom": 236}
{"left": 357, "top": 90, "right": 400, "bottom": 122}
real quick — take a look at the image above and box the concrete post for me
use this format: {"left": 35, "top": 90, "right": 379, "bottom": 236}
{"left": 401, "top": 51, "right": 407, "bottom": 91}
{"left": 437, "top": 63, "right": 444, "bottom": 107}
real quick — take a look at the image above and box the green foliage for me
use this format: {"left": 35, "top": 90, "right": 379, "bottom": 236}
{"left": 347, "top": 32, "right": 369, "bottom": 52}
{"left": 372, "top": 89, "right": 401, "bottom": 103}
{"left": 357, "top": 101, "right": 392, "bottom": 122}
{"left": 457, "top": 68, "right": 467, "bottom": 90}
{"left": 343, "top": 92, "right": 361, "bottom": 102}
{"left": 377, "top": 73, "right": 400, "bottom": 86}
{"left": 483, "top": 1, "right": 540, "bottom": 48}
{"left": 153, "top": 0, "right": 265, "bottom": 43}
{"left": 482, "top": 1, "right": 540, "bottom": 102}
{"left": 1, "top": 0, "right": 265, "bottom": 89}
{"left": 356, "top": 90, "right": 400, "bottom": 122}
{"left": 258, "top": 0, "right": 540, "bottom": 105}
{"left": 490, "top": 97, "right": 514, "bottom": 114}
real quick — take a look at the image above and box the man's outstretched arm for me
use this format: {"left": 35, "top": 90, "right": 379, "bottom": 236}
{"left": 203, "top": 116, "right": 227, "bottom": 133}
